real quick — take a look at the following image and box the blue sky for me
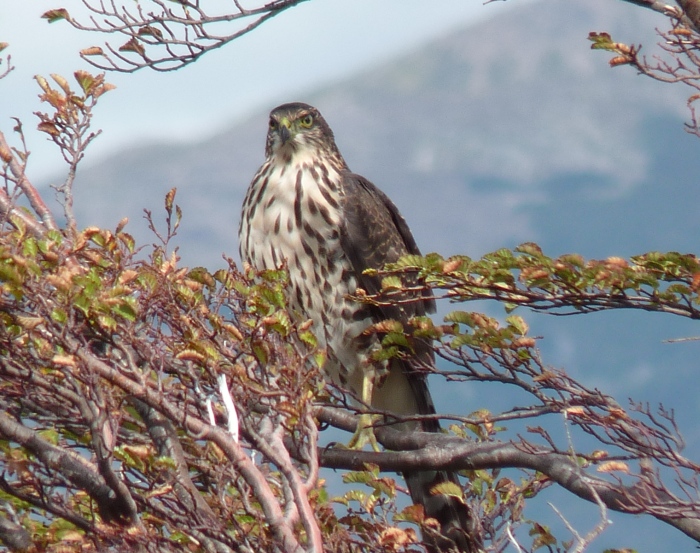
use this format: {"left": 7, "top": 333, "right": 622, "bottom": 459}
{"left": 1, "top": 0, "right": 520, "bottom": 180}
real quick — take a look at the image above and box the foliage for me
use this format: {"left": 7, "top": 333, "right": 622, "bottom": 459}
{"left": 3, "top": 0, "right": 700, "bottom": 551}
{"left": 586, "top": 0, "right": 700, "bottom": 138}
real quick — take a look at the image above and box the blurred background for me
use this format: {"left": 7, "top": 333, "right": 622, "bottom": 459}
{"left": 2, "top": 0, "right": 700, "bottom": 549}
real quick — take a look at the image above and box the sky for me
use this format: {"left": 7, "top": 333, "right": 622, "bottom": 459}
{"left": 1, "top": 0, "right": 521, "bottom": 181}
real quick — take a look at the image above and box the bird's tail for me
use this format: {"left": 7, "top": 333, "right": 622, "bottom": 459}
{"left": 374, "top": 359, "right": 479, "bottom": 552}
{"left": 404, "top": 463, "right": 477, "bottom": 553}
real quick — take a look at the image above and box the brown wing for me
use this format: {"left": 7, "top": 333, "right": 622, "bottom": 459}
{"left": 339, "top": 172, "right": 437, "bottom": 421}
{"left": 339, "top": 172, "right": 476, "bottom": 552}
{"left": 339, "top": 173, "right": 435, "bottom": 321}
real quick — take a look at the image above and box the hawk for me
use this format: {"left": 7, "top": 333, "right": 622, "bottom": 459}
{"left": 239, "top": 102, "right": 475, "bottom": 552}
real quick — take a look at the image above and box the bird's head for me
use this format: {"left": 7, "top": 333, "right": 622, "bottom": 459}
{"left": 264, "top": 103, "right": 343, "bottom": 164}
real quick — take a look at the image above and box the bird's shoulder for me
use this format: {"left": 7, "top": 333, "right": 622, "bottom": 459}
{"left": 339, "top": 172, "right": 422, "bottom": 257}
{"left": 338, "top": 171, "right": 435, "bottom": 315}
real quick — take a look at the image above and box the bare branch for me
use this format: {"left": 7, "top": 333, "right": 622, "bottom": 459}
{"left": 47, "top": 0, "right": 309, "bottom": 72}
{"left": 0, "top": 130, "right": 58, "bottom": 233}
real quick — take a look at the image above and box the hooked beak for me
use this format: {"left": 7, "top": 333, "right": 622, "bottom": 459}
{"left": 278, "top": 118, "right": 292, "bottom": 144}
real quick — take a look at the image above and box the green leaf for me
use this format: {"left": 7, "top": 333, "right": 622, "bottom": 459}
{"left": 299, "top": 330, "right": 318, "bottom": 348}
{"left": 51, "top": 307, "right": 67, "bottom": 324}
{"left": 112, "top": 300, "right": 138, "bottom": 322}
{"left": 97, "top": 314, "right": 117, "bottom": 331}
{"left": 0, "top": 263, "right": 21, "bottom": 285}
{"left": 23, "top": 238, "right": 38, "bottom": 257}
{"left": 339, "top": 489, "right": 367, "bottom": 505}
{"left": 380, "top": 275, "right": 403, "bottom": 290}
{"left": 187, "top": 266, "right": 215, "bottom": 289}
{"left": 169, "top": 532, "right": 192, "bottom": 545}
{"left": 588, "top": 31, "right": 613, "bottom": 50}
{"left": 667, "top": 283, "right": 692, "bottom": 296}
{"left": 430, "top": 480, "right": 464, "bottom": 500}
{"left": 153, "top": 456, "right": 177, "bottom": 470}
{"left": 137, "top": 272, "right": 158, "bottom": 291}
{"left": 343, "top": 471, "right": 373, "bottom": 485}
{"left": 252, "top": 342, "right": 267, "bottom": 365}
{"left": 506, "top": 315, "right": 528, "bottom": 336}
{"left": 38, "top": 428, "right": 59, "bottom": 445}
{"left": 393, "top": 254, "right": 425, "bottom": 268}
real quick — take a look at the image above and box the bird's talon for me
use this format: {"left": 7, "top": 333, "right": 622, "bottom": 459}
{"left": 347, "top": 413, "right": 381, "bottom": 452}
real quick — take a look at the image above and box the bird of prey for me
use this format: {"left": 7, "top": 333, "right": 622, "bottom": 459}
{"left": 239, "top": 102, "right": 475, "bottom": 552}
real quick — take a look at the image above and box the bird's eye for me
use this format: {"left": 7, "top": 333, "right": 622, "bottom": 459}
{"left": 299, "top": 114, "right": 314, "bottom": 128}
{"left": 269, "top": 118, "right": 277, "bottom": 130}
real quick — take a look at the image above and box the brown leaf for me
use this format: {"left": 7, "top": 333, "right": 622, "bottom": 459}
{"left": 175, "top": 349, "right": 206, "bottom": 363}
{"left": 119, "top": 37, "right": 145, "bottom": 56}
{"left": 52, "top": 354, "right": 76, "bottom": 367}
{"left": 442, "top": 258, "right": 463, "bottom": 273}
{"left": 609, "top": 55, "right": 632, "bottom": 67}
{"left": 379, "top": 527, "right": 416, "bottom": 549}
{"left": 512, "top": 337, "right": 536, "bottom": 349}
{"left": 51, "top": 73, "right": 72, "bottom": 95}
{"left": 81, "top": 46, "right": 104, "bottom": 56}
{"left": 37, "top": 121, "right": 60, "bottom": 137}
{"left": 41, "top": 8, "right": 70, "bottom": 23}
{"left": 597, "top": 461, "right": 630, "bottom": 474}
{"left": 0, "top": 143, "right": 12, "bottom": 162}
{"left": 605, "top": 256, "right": 628, "bottom": 268}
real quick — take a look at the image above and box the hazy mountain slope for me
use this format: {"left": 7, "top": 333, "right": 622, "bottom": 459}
{"left": 68, "top": 0, "right": 689, "bottom": 265}
{"left": 61, "top": 0, "right": 700, "bottom": 549}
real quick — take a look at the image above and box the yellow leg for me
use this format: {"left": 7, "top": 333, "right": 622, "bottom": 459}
{"left": 346, "top": 370, "right": 381, "bottom": 452}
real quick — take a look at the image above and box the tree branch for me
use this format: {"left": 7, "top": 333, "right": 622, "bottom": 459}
{"left": 315, "top": 406, "right": 700, "bottom": 542}
{"left": 0, "top": 410, "right": 131, "bottom": 524}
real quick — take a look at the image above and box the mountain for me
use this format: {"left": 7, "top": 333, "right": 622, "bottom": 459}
{"left": 57, "top": 0, "right": 700, "bottom": 549}
{"left": 66, "top": 0, "right": 692, "bottom": 266}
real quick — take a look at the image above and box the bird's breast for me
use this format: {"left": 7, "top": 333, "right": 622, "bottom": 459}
{"left": 240, "top": 159, "right": 372, "bottom": 384}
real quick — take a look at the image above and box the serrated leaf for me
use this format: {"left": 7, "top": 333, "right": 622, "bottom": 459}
{"left": 394, "top": 504, "right": 426, "bottom": 523}
{"left": 51, "top": 307, "right": 67, "bottom": 324}
{"left": 97, "top": 314, "right": 117, "bottom": 331}
{"left": 341, "top": 489, "right": 368, "bottom": 504}
{"left": 74, "top": 70, "right": 95, "bottom": 95}
{"left": 343, "top": 471, "right": 373, "bottom": 485}
{"left": 588, "top": 31, "right": 613, "bottom": 50}
{"left": 516, "top": 242, "right": 544, "bottom": 256}
{"left": 430, "top": 480, "right": 464, "bottom": 500}
{"left": 42, "top": 8, "right": 70, "bottom": 23}
{"left": 112, "top": 301, "right": 138, "bottom": 321}
{"left": 444, "top": 310, "right": 478, "bottom": 326}
{"left": 394, "top": 254, "right": 432, "bottom": 268}
{"left": 505, "top": 315, "right": 529, "bottom": 336}
{"left": 188, "top": 266, "right": 215, "bottom": 288}
{"left": 119, "top": 37, "right": 145, "bottom": 55}
{"left": 380, "top": 275, "right": 403, "bottom": 290}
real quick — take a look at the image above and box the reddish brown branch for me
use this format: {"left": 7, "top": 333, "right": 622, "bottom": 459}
{"left": 0, "top": 131, "right": 57, "bottom": 232}
{"left": 0, "top": 410, "right": 132, "bottom": 524}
